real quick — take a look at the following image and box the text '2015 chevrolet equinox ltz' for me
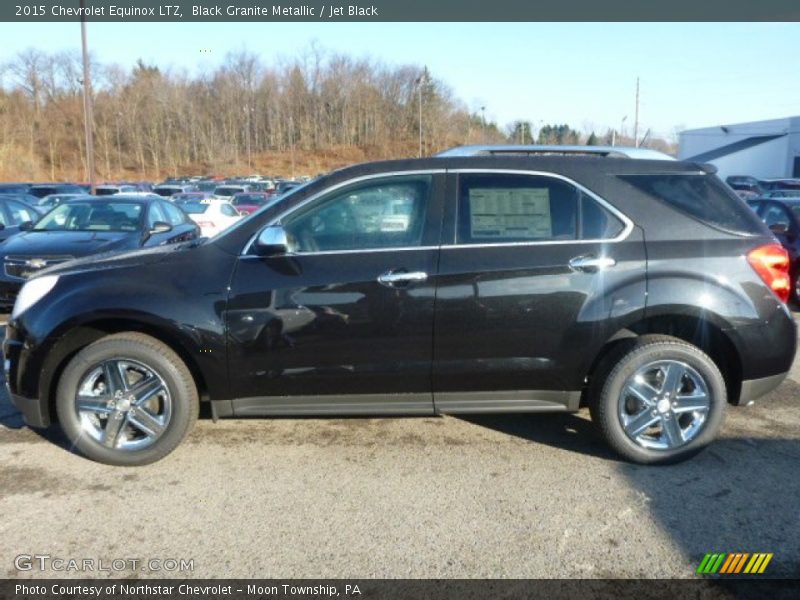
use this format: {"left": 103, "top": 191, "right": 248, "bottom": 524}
{"left": 5, "top": 146, "right": 797, "bottom": 465}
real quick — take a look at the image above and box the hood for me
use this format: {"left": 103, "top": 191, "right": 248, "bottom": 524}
{"left": 2, "top": 230, "right": 139, "bottom": 258}
{"left": 35, "top": 238, "right": 206, "bottom": 278}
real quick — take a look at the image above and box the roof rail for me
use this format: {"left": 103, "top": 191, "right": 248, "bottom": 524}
{"left": 435, "top": 145, "right": 676, "bottom": 161}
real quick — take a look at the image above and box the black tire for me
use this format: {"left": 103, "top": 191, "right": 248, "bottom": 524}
{"left": 56, "top": 332, "right": 198, "bottom": 466}
{"left": 589, "top": 335, "right": 727, "bottom": 465}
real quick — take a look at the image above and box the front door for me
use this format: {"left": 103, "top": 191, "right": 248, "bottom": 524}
{"left": 226, "top": 172, "right": 444, "bottom": 415}
{"left": 433, "top": 171, "right": 647, "bottom": 412}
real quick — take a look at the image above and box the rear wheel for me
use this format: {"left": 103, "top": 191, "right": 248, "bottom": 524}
{"left": 56, "top": 332, "right": 198, "bottom": 466}
{"left": 590, "top": 335, "right": 726, "bottom": 465}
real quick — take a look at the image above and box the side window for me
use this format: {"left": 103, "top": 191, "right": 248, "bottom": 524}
{"left": 6, "top": 200, "right": 37, "bottom": 224}
{"left": 283, "top": 175, "right": 431, "bottom": 252}
{"left": 456, "top": 174, "right": 622, "bottom": 244}
{"left": 762, "top": 203, "right": 791, "bottom": 229}
{"left": 147, "top": 202, "right": 167, "bottom": 228}
{"left": 161, "top": 202, "right": 185, "bottom": 226}
{"left": 221, "top": 204, "right": 238, "bottom": 217}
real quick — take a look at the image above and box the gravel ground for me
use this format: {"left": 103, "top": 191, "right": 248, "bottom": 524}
{"left": 1, "top": 315, "right": 798, "bottom": 579}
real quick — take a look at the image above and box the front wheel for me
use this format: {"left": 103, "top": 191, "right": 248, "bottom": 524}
{"left": 56, "top": 332, "right": 199, "bottom": 466}
{"left": 590, "top": 335, "right": 727, "bottom": 465}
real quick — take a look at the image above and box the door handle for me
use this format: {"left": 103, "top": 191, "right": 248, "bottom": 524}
{"left": 377, "top": 270, "right": 428, "bottom": 287}
{"left": 568, "top": 255, "right": 617, "bottom": 273}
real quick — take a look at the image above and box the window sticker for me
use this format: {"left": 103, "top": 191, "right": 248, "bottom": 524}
{"left": 469, "top": 187, "right": 551, "bottom": 239}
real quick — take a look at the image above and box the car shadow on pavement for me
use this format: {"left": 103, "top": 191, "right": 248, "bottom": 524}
{"left": 617, "top": 437, "right": 800, "bottom": 577}
{"left": 460, "top": 394, "right": 800, "bottom": 577}
{"left": 458, "top": 411, "right": 618, "bottom": 460}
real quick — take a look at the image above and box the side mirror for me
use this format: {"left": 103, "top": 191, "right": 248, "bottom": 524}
{"left": 254, "top": 225, "right": 291, "bottom": 256}
{"left": 769, "top": 223, "right": 789, "bottom": 235}
{"left": 150, "top": 221, "right": 172, "bottom": 234}
{"left": 19, "top": 221, "right": 33, "bottom": 231}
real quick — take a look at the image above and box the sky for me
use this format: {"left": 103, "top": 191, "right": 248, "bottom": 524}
{"left": 2, "top": 22, "right": 799, "bottom": 140}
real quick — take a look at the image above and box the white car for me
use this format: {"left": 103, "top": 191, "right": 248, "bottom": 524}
{"left": 180, "top": 201, "right": 242, "bottom": 237}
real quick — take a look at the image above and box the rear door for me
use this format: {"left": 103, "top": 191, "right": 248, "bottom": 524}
{"left": 432, "top": 170, "right": 647, "bottom": 412}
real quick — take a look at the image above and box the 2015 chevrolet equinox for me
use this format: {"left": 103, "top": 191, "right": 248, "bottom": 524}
{"left": 5, "top": 147, "right": 797, "bottom": 465}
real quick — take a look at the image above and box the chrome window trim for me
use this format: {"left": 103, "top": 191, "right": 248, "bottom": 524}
{"left": 241, "top": 168, "right": 634, "bottom": 257}
{"left": 446, "top": 168, "right": 633, "bottom": 247}
{"left": 241, "top": 170, "right": 445, "bottom": 256}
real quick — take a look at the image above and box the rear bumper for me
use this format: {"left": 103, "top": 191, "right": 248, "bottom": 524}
{"left": 7, "top": 384, "right": 50, "bottom": 428}
{"left": 736, "top": 372, "right": 790, "bottom": 406}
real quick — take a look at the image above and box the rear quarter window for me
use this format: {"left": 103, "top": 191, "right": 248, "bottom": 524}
{"left": 619, "top": 174, "right": 765, "bottom": 235}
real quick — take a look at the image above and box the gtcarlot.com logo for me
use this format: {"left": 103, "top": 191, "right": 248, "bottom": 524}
{"left": 14, "top": 554, "right": 194, "bottom": 573}
{"left": 697, "top": 552, "right": 773, "bottom": 575}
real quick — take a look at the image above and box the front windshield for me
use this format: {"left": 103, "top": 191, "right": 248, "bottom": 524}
{"left": 34, "top": 201, "right": 144, "bottom": 232}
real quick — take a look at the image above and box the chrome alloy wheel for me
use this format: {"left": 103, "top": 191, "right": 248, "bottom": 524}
{"left": 74, "top": 359, "right": 172, "bottom": 451}
{"left": 618, "top": 360, "right": 711, "bottom": 450}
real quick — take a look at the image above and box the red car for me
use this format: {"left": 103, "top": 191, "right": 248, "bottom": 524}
{"left": 231, "top": 192, "right": 272, "bottom": 215}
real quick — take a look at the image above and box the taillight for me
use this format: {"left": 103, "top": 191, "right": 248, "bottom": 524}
{"left": 747, "top": 244, "right": 791, "bottom": 303}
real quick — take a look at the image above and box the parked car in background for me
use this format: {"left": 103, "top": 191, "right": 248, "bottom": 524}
{"left": 747, "top": 197, "right": 800, "bottom": 302}
{"left": 171, "top": 192, "right": 212, "bottom": 203}
{"left": 0, "top": 195, "right": 41, "bottom": 243}
{"left": 0, "top": 183, "right": 33, "bottom": 195}
{"left": 0, "top": 195, "right": 200, "bottom": 309}
{"left": 274, "top": 180, "right": 301, "bottom": 196}
{"left": 95, "top": 184, "right": 140, "bottom": 196}
{"left": 760, "top": 178, "right": 800, "bottom": 191}
{"left": 153, "top": 184, "right": 194, "bottom": 197}
{"left": 0, "top": 192, "right": 45, "bottom": 212}
{"left": 761, "top": 189, "right": 800, "bottom": 199}
{"left": 726, "top": 175, "right": 763, "bottom": 190}
{"left": 36, "top": 193, "right": 85, "bottom": 213}
{"left": 180, "top": 200, "right": 242, "bottom": 237}
{"left": 212, "top": 184, "right": 252, "bottom": 200}
{"left": 230, "top": 192, "right": 272, "bottom": 215}
{"left": 28, "top": 183, "right": 86, "bottom": 198}
{"left": 190, "top": 181, "right": 218, "bottom": 193}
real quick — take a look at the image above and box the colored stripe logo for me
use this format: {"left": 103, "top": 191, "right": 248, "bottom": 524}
{"left": 697, "top": 552, "right": 773, "bottom": 574}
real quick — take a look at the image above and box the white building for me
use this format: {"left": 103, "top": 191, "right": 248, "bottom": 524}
{"left": 678, "top": 116, "right": 800, "bottom": 180}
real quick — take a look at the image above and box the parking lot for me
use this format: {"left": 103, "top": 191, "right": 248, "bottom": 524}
{"left": 1, "top": 313, "right": 798, "bottom": 580}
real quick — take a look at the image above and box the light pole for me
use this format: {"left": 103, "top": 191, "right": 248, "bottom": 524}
{"left": 613, "top": 115, "right": 628, "bottom": 147}
{"left": 80, "top": 0, "right": 96, "bottom": 192}
{"left": 480, "top": 106, "right": 486, "bottom": 142}
{"left": 415, "top": 71, "right": 426, "bottom": 158}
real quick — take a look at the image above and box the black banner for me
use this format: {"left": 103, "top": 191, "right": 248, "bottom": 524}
{"left": 2, "top": 0, "right": 800, "bottom": 22}
{"left": 2, "top": 580, "right": 800, "bottom": 600}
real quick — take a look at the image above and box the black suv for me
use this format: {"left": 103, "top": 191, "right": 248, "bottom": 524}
{"left": 5, "top": 147, "right": 796, "bottom": 465}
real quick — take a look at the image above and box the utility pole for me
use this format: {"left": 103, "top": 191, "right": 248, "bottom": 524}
{"left": 415, "top": 69, "right": 426, "bottom": 158}
{"left": 614, "top": 115, "right": 627, "bottom": 147}
{"left": 80, "top": 0, "right": 96, "bottom": 193}
{"left": 480, "top": 106, "right": 486, "bottom": 142}
{"left": 634, "top": 76, "right": 640, "bottom": 148}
